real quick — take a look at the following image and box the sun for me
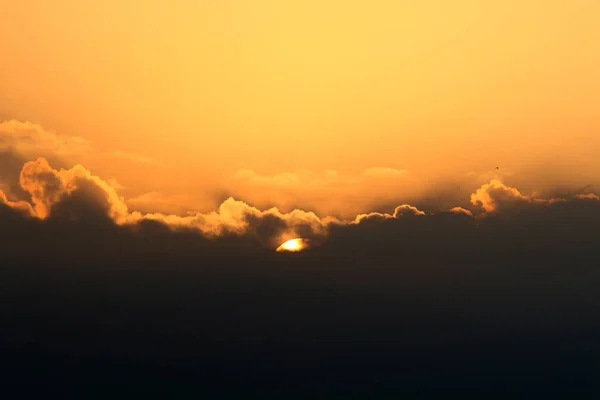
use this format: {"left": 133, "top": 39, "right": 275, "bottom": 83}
{"left": 276, "top": 238, "right": 309, "bottom": 252}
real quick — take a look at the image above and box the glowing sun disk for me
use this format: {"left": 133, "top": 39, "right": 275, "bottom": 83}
{"left": 276, "top": 238, "right": 307, "bottom": 252}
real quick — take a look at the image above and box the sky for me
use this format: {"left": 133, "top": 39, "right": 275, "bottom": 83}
{"left": 2, "top": 0, "right": 600, "bottom": 220}
{"left": 2, "top": 1, "right": 600, "bottom": 393}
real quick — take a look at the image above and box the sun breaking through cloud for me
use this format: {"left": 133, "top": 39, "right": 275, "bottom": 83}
{"left": 1, "top": 155, "right": 598, "bottom": 252}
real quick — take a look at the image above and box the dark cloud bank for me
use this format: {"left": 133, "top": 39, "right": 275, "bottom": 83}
{"left": 2, "top": 164, "right": 600, "bottom": 396}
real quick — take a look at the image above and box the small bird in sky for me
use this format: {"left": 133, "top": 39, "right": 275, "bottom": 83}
{"left": 495, "top": 166, "right": 500, "bottom": 170}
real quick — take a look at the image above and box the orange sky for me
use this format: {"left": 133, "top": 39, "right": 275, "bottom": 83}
{"left": 1, "top": 0, "right": 599, "bottom": 217}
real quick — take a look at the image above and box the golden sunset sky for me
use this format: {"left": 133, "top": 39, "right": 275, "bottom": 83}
{"left": 1, "top": 0, "right": 599, "bottom": 217}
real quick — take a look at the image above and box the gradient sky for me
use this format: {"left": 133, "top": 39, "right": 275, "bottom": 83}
{"left": 4, "top": 5, "right": 600, "bottom": 391}
{"left": 2, "top": 0, "right": 599, "bottom": 216}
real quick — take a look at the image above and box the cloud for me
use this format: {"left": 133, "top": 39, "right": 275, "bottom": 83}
{"left": 449, "top": 207, "right": 473, "bottom": 217}
{"left": 126, "top": 191, "right": 205, "bottom": 216}
{"left": 2, "top": 156, "right": 599, "bottom": 252}
{"left": 0, "top": 120, "right": 92, "bottom": 158}
{"left": 469, "top": 179, "right": 573, "bottom": 215}
{"left": 139, "top": 197, "right": 335, "bottom": 247}
{"left": 573, "top": 193, "right": 599, "bottom": 200}
{"left": 470, "top": 179, "right": 534, "bottom": 213}
{"left": 11, "top": 119, "right": 594, "bottom": 223}
{"left": 360, "top": 167, "right": 409, "bottom": 179}
{"left": 234, "top": 169, "right": 301, "bottom": 186}
{"left": 103, "top": 150, "right": 155, "bottom": 164}
{"left": 229, "top": 167, "right": 414, "bottom": 218}
{"left": 392, "top": 204, "right": 426, "bottom": 217}
{"left": 19, "top": 158, "right": 129, "bottom": 221}
{"left": 3, "top": 159, "right": 598, "bottom": 263}
{"left": 2, "top": 157, "right": 600, "bottom": 395}
{"left": 0, "top": 150, "right": 32, "bottom": 201}
{"left": 3, "top": 179, "right": 600, "bottom": 394}
{"left": 4, "top": 158, "right": 336, "bottom": 248}
{"left": 234, "top": 167, "right": 409, "bottom": 188}
{"left": 352, "top": 204, "right": 426, "bottom": 224}
{"left": 0, "top": 188, "right": 34, "bottom": 217}
{"left": 106, "top": 178, "right": 126, "bottom": 191}
{"left": 0, "top": 119, "right": 155, "bottom": 166}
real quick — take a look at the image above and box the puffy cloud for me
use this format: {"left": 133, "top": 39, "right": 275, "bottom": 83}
{"left": 393, "top": 204, "right": 426, "bottom": 217}
{"left": 351, "top": 212, "right": 391, "bottom": 224}
{"left": 469, "top": 179, "right": 586, "bottom": 215}
{"left": 3, "top": 161, "right": 600, "bottom": 395}
{"left": 3, "top": 158, "right": 336, "bottom": 248}
{"left": 3, "top": 156, "right": 599, "bottom": 252}
{"left": 352, "top": 204, "right": 425, "bottom": 224}
{"left": 3, "top": 182, "right": 600, "bottom": 395}
{"left": 139, "top": 198, "right": 336, "bottom": 248}
{"left": 0, "top": 159, "right": 429, "bottom": 249}
{"left": 470, "top": 179, "right": 533, "bottom": 213}
{"left": 19, "top": 158, "right": 129, "bottom": 221}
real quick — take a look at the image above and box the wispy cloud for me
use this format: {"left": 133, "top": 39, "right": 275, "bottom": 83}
{"left": 0, "top": 120, "right": 92, "bottom": 157}
{"left": 230, "top": 167, "right": 414, "bottom": 218}
{"left": 0, "top": 119, "right": 155, "bottom": 165}
{"left": 103, "top": 150, "right": 155, "bottom": 164}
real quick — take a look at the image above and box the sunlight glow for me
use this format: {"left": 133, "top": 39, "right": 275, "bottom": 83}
{"left": 276, "top": 238, "right": 308, "bottom": 252}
